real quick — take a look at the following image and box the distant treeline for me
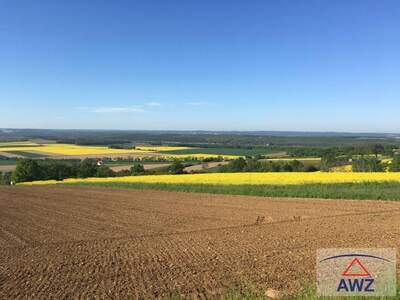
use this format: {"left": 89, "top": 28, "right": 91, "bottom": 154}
{"left": 288, "top": 144, "right": 396, "bottom": 158}
{"left": 1, "top": 129, "right": 400, "bottom": 147}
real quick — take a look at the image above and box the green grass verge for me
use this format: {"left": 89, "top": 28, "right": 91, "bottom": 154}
{"left": 0, "top": 159, "right": 17, "bottom": 165}
{"left": 56, "top": 181, "right": 400, "bottom": 201}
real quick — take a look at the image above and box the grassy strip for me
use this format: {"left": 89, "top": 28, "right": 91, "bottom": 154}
{"left": 0, "top": 159, "right": 17, "bottom": 165}
{"left": 58, "top": 181, "right": 400, "bottom": 201}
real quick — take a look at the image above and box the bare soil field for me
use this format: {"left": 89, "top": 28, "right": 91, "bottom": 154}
{"left": 0, "top": 186, "right": 399, "bottom": 299}
{"left": 110, "top": 163, "right": 171, "bottom": 172}
{"left": 184, "top": 161, "right": 229, "bottom": 172}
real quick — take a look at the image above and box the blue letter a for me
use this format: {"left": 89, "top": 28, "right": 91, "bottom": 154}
{"left": 337, "top": 279, "right": 349, "bottom": 292}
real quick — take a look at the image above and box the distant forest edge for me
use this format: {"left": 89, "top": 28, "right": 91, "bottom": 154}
{"left": 1, "top": 128, "right": 400, "bottom": 147}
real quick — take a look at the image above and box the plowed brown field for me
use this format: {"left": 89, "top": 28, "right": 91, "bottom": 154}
{"left": 1, "top": 186, "right": 399, "bottom": 299}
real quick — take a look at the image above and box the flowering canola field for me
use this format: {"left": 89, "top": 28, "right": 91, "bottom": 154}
{"left": 134, "top": 146, "right": 239, "bottom": 159}
{"left": 0, "top": 143, "right": 151, "bottom": 155}
{"left": 0, "top": 142, "right": 240, "bottom": 159}
{"left": 20, "top": 172, "right": 400, "bottom": 186}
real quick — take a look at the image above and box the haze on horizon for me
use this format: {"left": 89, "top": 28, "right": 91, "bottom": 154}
{"left": 1, "top": 1, "right": 399, "bottom": 132}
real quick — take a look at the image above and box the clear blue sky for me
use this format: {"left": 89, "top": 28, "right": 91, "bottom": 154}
{"left": 1, "top": 0, "right": 399, "bottom": 132}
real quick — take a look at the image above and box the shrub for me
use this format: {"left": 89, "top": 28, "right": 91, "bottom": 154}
{"left": 130, "top": 163, "right": 145, "bottom": 175}
{"left": 389, "top": 155, "right": 400, "bottom": 172}
{"left": 96, "top": 165, "right": 115, "bottom": 177}
{"left": 352, "top": 157, "right": 385, "bottom": 172}
{"left": 168, "top": 161, "right": 185, "bottom": 174}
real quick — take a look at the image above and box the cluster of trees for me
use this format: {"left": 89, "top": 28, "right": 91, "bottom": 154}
{"left": 289, "top": 144, "right": 394, "bottom": 159}
{"left": 11, "top": 159, "right": 116, "bottom": 183}
{"left": 219, "top": 158, "right": 317, "bottom": 173}
{"left": 389, "top": 155, "right": 400, "bottom": 172}
{"left": 352, "top": 157, "right": 386, "bottom": 172}
{"left": 11, "top": 159, "right": 188, "bottom": 184}
{"left": 305, "top": 151, "right": 400, "bottom": 172}
{"left": 350, "top": 155, "right": 400, "bottom": 172}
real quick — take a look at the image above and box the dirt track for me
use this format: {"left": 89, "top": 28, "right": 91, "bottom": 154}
{"left": 1, "top": 186, "right": 400, "bottom": 298}
{"left": 184, "top": 161, "right": 229, "bottom": 172}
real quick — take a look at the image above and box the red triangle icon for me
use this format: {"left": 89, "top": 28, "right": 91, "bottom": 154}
{"left": 342, "top": 258, "right": 371, "bottom": 277}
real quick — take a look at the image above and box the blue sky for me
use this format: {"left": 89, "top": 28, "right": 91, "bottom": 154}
{"left": 0, "top": 0, "right": 399, "bottom": 132}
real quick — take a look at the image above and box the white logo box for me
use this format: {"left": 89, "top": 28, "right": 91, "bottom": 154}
{"left": 317, "top": 248, "right": 397, "bottom": 297}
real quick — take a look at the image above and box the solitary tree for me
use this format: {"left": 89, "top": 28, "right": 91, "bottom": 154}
{"left": 372, "top": 144, "right": 385, "bottom": 158}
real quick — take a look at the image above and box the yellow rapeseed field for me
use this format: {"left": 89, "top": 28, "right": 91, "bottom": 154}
{"left": 0, "top": 144, "right": 151, "bottom": 155}
{"left": 134, "top": 146, "right": 240, "bottom": 159}
{"left": 20, "top": 172, "right": 400, "bottom": 186}
{"left": 161, "top": 154, "right": 239, "bottom": 160}
{"left": 0, "top": 142, "right": 238, "bottom": 158}
{"left": 330, "top": 165, "right": 353, "bottom": 172}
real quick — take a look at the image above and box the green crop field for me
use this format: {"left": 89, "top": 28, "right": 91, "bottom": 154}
{"left": 53, "top": 181, "right": 400, "bottom": 201}
{"left": 4, "top": 151, "right": 48, "bottom": 158}
{"left": 159, "top": 147, "right": 281, "bottom": 156}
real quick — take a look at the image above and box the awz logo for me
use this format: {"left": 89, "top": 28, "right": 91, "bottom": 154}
{"left": 317, "top": 250, "right": 396, "bottom": 297}
{"left": 337, "top": 257, "right": 374, "bottom": 293}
